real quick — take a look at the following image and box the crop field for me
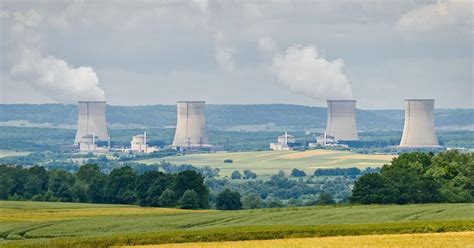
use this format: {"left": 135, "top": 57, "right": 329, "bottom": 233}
{"left": 0, "top": 150, "right": 30, "bottom": 158}
{"left": 139, "top": 150, "right": 396, "bottom": 177}
{"left": 1, "top": 201, "right": 473, "bottom": 248}
{"left": 128, "top": 232, "right": 474, "bottom": 248}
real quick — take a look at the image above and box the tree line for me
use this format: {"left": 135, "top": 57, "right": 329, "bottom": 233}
{"left": 0, "top": 164, "right": 212, "bottom": 209}
{"left": 350, "top": 150, "right": 474, "bottom": 204}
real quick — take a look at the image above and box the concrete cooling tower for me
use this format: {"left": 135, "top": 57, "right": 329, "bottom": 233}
{"left": 172, "top": 101, "right": 210, "bottom": 149}
{"left": 325, "top": 100, "right": 359, "bottom": 141}
{"left": 399, "top": 99, "right": 439, "bottom": 147}
{"left": 74, "top": 101, "right": 109, "bottom": 144}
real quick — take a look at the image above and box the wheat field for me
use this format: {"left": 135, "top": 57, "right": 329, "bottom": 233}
{"left": 127, "top": 232, "right": 474, "bottom": 248}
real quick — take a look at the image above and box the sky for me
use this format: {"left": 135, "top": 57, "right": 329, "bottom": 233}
{"left": 0, "top": 0, "right": 472, "bottom": 109}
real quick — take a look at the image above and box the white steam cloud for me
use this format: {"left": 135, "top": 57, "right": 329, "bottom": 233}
{"left": 7, "top": 10, "right": 105, "bottom": 103}
{"left": 259, "top": 37, "right": 353, "bottom": 101}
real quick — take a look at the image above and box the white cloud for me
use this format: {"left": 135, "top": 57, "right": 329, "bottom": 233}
{"left": 7, "top": 10, "right": 105, "bottom": 103}
{"left": 396, "top": 0, "right": 472, "bottom": 36}
{"left": 262, "top": 38, "right": 353, "bottom": 101}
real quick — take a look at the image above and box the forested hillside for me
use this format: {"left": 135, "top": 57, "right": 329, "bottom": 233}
{"left": 1, "top": 104, "right": 472, "bottom": 131}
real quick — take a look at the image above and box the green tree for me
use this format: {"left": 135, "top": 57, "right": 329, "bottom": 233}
{"left": 243, "top": 170, "right": 257, "bottom": 179}
{"left": 216, "top": 189, "right": 242, "bottom": 210}
{"left": 178, "top": 189, "right": 200, "bottom": 209}
{"left": 231, "top": 170, "right": 242, "bottom": 179}
{"left": 174, "top": 170, "right": 209, "bottom": 208}
{"left": 48, "top": 169, "right": 75, "bottom": 202}
{"left": 242, "top": 193, "right": 265, "bottom": 209}
{"left": 106, "top": 166, "right": 137, "bottom": 204}
{"left": 318, "top": 192, "right": 335, "bottom": 205}
{"left": 350, "top": 173, "right": 387, "bottom": 204}
{"left": 291, "top": 168, "right": 306, "bottom": 177}
{"left": 159, "top": 188, "right": 176, "bottom": 207}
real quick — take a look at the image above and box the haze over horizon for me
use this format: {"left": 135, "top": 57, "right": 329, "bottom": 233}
{"left": 1, "top": 0, "right": 472, "bottom": 109}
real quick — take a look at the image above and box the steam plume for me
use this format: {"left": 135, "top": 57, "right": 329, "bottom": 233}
{"left": 259, "top": 37, "right": 353, "bottom": 101}
{"left": 7, "top": 10, "right": 105, "bottom": 103}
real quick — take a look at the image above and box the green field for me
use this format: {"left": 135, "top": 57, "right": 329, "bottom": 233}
{"left": 1, "top": 201, "right": 473, "bottom": 247}
{"left": 139, "top": 150, "right": 396, "bottom": 177}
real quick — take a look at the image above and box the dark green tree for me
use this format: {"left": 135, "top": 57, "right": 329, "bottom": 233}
{"left": 159, "top": 188, "right": 176, "bottom": 207}
{"left": 106, "top": 166, "right": 137, "bottom": 204}
{"left": 48, "top": 169, "right": 75, "bottom": 202}
{"left": 174, "top": 170, "right": 209, "bottom": 208}
{"left": 216, "top": 189, "right": 242, "bottom": 210}
{"left": 318, "top": 192, "right": 335, "bottom": 205}
{"left": 291, "top": 168, "right": 306, "bottom": 177}
{"left": 231, "top": 170, "right": 242, "bottom": 179}
{"left": 178, "top": 189, "right": 200, "bottom": 209}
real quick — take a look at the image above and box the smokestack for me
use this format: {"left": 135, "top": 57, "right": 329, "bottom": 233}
{"left": 75, "top": 101, "right": 109, "bottom": 144}
{"left": 172, "top": 101, "right": 209, "bottom": 148}
{"left": 326, "top": 100, "right": 359, "bottom": 141}
{"left": 399, "top": 99, "right": 439, "bottom": 147}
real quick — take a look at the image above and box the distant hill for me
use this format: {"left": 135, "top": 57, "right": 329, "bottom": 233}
{"left": 0, "top": 104, "right": 472, "bottom": 131}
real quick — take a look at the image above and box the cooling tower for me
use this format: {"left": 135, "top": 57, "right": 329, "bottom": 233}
{"left": 325, "top": 100, "right": 359, "bottom": 141}
{"left": 399, "top": 99, "right": 439, "bottom": 147}
{"left": 172, "top": 101, "right": 210, "bottom": 149}
{"left": 74, "top": 101, "right": 109, "bottom": 144}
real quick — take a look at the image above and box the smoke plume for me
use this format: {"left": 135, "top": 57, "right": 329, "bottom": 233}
{"left": 259, "top": 37, "right": 353, "bottom": 101}
{"left": 7, "top": 10, "right": 105, "bottom": 103}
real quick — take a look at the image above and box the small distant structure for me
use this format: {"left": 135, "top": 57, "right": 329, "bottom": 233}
{"left": 309, "top": 132, "right": 348, "bottom": 149}
{"left": 270, "top": 132, "right": 296, "bottom": 151}
{"left": 79, "top": 133, "right": 108, "bottom": 153}
{"left": 130, "top": 132, "right": 159, "bottom": 153}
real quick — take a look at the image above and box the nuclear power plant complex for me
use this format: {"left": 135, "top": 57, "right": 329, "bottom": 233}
{"left": 325, "top": 100, "right": 359, "bottom": 142}
{"left": 72, "top": 97, "right": 445, "bottom": 154}
{"left": 399, "top": 99, "right": 440, "bottom": 148}
{"left": 171, "top": 101, "right": 211, "bottom": 151}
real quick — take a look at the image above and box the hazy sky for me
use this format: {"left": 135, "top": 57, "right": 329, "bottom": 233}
{"left": 1, "top": 0, "right": 472, "bottom": 109}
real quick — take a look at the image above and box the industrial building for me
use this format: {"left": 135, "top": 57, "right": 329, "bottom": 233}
{"left": 171, "top": 101, "right": 211, "bottom": 151}
{"left": 75, "top": 101, "right": 109, "bottom": 144}
{"left": 130, "top": 132, "right": 159, "bottom": 153}
{"left": 79, "top": 133, "right": 108, "bottom": 153}
{"left": 270, "top": 132, "right": 297, "bottom": 151}
{"left": 399, "top": 99, "right": 440, "bottom": 148}
{"left": 325, "top": 100, "right": 359, "bottom": 142}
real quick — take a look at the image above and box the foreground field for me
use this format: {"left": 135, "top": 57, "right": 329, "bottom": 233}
{"left": 1, "top": 201, "right": 473, "bottom": 248}
{"left": 139, "top": 150, "right": 395, "bottom": 177}
{"left": 129, "top": 232, "right": 474, "bottom": 248}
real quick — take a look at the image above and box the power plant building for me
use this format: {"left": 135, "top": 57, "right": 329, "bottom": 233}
{"left": 75, "top": 101, "right": 109, "bottom": 144}
{"left": 325, "top": 100, "right": 359, "bottom": 141}
{"left": 172, "top": 101, "right": 211, "bottom": 150}
{"left": 270, "top": 132, "right": 296, "bottom": 151}
{"left": 399, "top": 99, "right": 440, "bottom": 148}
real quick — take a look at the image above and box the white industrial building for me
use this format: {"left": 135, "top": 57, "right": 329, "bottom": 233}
{"left": 79, "top": 134, "right": 108, "bottom": 153}
{"left": 270, "top": 132, "right": 296, "bottom": 151}
{"left": 130, "top": 132, "right": 159, "bottom": 153}
{"left": 399, "top": 99, "right": 440, "bottom": 148}
{"left": 325, "top": 100, "right": 359, "bottom": 141}
{"left": 172, "top": 101, "right": 212, "bottom": 151}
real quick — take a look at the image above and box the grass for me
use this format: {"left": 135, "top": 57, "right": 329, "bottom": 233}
{"left": 0, "top": 201, "right": 473, "bottom": 247}
{"left": 139, "top": 150, "right": 396, "bottom": 177}
{"left": 123, "top": 231, "right": 474, "bottom": 248}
